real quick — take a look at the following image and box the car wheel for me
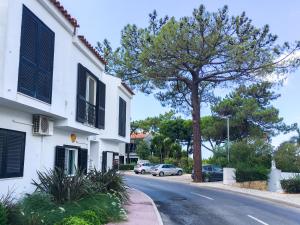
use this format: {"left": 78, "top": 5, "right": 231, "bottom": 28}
{"left": 134, "top": 172, "right": 138, "bottom": 174}
{"left": 159, "top": 171, "right": 164, "bottom": 177}
{"left": 177, "top": 170, "right": 183, "bottom": 176}
{"left": 141, "top": 170, "right": 146, "bottom": 175}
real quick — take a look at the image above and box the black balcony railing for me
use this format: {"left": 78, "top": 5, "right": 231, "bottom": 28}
{"left": 77, "top": 96, "right": 96, "bottom": 127}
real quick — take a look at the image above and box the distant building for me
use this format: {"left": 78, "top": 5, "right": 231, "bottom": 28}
{"left": 125, "top": 133, "right": 153, "bottom": 163}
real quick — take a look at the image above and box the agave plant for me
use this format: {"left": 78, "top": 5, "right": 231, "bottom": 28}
{"left": 32, "top": 168, "right": 89, "bottom": 203}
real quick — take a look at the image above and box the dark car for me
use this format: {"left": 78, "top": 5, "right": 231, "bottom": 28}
{"left": 191, "top": 164, "right": 223, "bottom": 182}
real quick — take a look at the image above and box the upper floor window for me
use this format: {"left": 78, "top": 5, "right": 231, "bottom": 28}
{"left": 76, "top": 64, "right": 106, "bottom": 129}
{"left": 118, "top": 97, "right": 127, "bottom": 137}
{"left": 18, "top": 6, "right": 55, "bottom": 104}
{"left": 0, "top": 129, "right": 26, "bottom": 179}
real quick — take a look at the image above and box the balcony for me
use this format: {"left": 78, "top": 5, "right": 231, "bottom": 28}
{"left": 77, "top": 96, "right": 96, "bottom": 127}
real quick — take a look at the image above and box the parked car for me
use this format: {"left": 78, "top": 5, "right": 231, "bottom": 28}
{"left": 191, "top": 164, "right": 223, "bottom": 182}
{"left": 150, "top": 164, "right": 183, "bottom": 176}
{"left": 134, "top": 163, "right": 156, "bottom": 174}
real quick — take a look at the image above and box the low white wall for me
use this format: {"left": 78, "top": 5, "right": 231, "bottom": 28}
{"left": 281, "top": 172, "right": 300, "bottom": 180}
{"left": 223, "top": 168, "right": 236, "bottom": 185}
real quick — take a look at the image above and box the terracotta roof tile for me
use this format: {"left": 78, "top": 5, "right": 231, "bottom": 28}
{"left": 121, "top": 82, "right": 135, "bottom": 95}
{"left": 131, "top": 133, "right": 148, "bottom": 139}
{"left": 49, "top": 0, "right": 79, "bottom": 28}
{"left": 78, "top": 35, "right": 107, "bottom": 65}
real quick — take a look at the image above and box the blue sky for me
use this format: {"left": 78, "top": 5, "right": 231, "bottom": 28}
{"left": 60, "top": 0, "right": 300, "bottom": 158}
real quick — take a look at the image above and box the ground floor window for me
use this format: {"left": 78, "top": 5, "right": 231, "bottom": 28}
{"left": 0, "top": 128, "right": 26, "bottom": 179}
{"left": 55, "top": 146, "right": 88, "bottom": 174}
{"left": 65, "top": 148, "right": 78, "bottom": 176}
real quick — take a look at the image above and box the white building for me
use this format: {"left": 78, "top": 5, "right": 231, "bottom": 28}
{"left": 0, "top": 0, "right": 133, "bottom": 197}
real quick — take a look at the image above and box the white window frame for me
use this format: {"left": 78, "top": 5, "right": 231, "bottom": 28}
{"left": 64, "top": 148, "right": 78, "bottom": 176}
{"left": 86, "top": 74, "right": 97, "bottom": 106}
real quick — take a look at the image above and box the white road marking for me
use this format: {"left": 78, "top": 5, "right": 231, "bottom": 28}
{"left": 190, "top": 192, "right": 214, "bottom": 200}
{"left": 247, "top": 215, "right": 269, "bottom": 225}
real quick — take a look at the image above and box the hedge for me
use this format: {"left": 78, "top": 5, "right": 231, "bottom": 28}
{"left": 281, "top": 175, "right": 300, "bottom": 193}
{"left": 119, "top": 164, "right": 135, "bottom": 171}
{"left": 235, "top": 166, "right": 269, "bottom": 182}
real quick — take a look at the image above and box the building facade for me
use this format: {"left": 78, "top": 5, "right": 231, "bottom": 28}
{"left": 0, "top": 0, "right": 133, "bottom": 197}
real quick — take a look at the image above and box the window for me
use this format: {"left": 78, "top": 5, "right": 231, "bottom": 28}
{"left": 0, "top": 129, "right": 26, "bottom": 179}
{"left": 118, "top": 97, "right": 127, "bottom": 137}
{"left": 76, "top": 64, "right": 106, "bottom": 129}
{"left": 55, "top": 146, "right": 87, "bottom": 174}
{"left": 86, "top": 76, "right": 97, "bottom": 105}
{"left": 18, "top": 6, "right": 55, "bottom": 104}
{"left": 65, "top": 148, "right": 77, "bottom": 176}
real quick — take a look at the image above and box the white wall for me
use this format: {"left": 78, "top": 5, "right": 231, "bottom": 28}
{"left": 0, "top": 0, "right": 131, "bottom": 140}
{"left": 101, "top": 74, "right": 132, "bottom": 143}
{"left": 0, "top": 107, "right": 89, "bottom": 198}
{"left": 0, "top": 0, "right": 133, "bottom": 198}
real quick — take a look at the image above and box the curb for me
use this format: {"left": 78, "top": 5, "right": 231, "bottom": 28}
{"left": 131, "top": 188, "right": 164, "bottom": 225}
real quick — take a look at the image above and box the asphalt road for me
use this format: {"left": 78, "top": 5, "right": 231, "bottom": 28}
{"left": 125, "top": 175, "right": 300, "bottom": 225}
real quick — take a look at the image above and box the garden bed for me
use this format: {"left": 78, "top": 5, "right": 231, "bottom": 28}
{"left": 233, "top": 181, "right": 267, "bottom": 191}
{"left": 8, "top": 193, "right": 126, "bottom": 225}
{"left": 1, "top": 168, "right": 128, "bottom": 225}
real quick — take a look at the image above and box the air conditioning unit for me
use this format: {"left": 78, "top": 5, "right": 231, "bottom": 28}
{"left": 32, "top": 115, "right": 54, "bottom": 136}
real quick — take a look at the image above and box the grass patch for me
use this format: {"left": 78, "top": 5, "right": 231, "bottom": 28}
{"left": 9, "top": 193, "right": 126, "bottom": 225}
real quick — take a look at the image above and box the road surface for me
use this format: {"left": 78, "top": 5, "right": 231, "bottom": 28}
{"left": 125, "top": 175, "right": 300, "bottom": 225}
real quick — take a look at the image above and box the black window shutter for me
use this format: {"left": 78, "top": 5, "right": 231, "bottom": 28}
{"left": 5, "top": 131, "right": 26, "bottom": 178}
{"left": 78, "top": 148, "right": 88, "bottom": 174}
{"left": 0, "top": 130, "right": 6, "bottom": 178}
{"left": 96, "top": 80, "right": 106, "bottom": 129}
{"left": 18, "top": 6, "right": 39, "bottom": 97}
{"left": 54, "top": 146, "right": 65, "bottom": 171}
{"left": 102, "top": 151, "right": 107, "bottom": 172}
{"left": 0, "top": 129, "right": 26, "bottom": 179}
{"left": 18, "top": 6, "right": 55, "bottom": 104}
{"left": 118, "top": 98, "right": 126, "bottom": 137}
{"left": 76, "top": 64, "right": 87, "bottom": 123}
{"left": 36, "top": 23, "right": 55, "bottom": 103}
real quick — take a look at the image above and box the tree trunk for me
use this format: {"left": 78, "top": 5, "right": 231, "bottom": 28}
{"left": 191, "top": 83, "right": 202, "bottom": 182}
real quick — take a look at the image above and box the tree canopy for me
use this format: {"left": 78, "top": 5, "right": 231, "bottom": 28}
{"left": 99, "top": 5, "right": 300, "bottom": 182}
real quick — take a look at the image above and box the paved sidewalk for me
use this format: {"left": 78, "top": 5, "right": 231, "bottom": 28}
{"left": 108, "top": 188, "right": 163, "bottom": 225}
{"left": 123, "top": 171, "right": 300, "bottom": 208}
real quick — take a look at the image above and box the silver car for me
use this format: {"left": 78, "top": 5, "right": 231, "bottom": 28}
{"left": 150, "top": 164, "right": 183, "bottom": 176}
{"left": 134, "top": 163, "right": 156, "bottom": 174}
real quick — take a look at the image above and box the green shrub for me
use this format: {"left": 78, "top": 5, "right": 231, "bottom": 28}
{"left": 56, "top": 216, "right": 92, "bottom": 225}
{"left": 235, "top": 166, "right": 269, "bottom": 182}
{"left": 32, "top": 168, "right": 89, "bottom": 203}
{"left": 77, "top": 210, "right": 101, "bottom": 225}
{"left": 148, "top": 156, "right": 161, "bottom": 164}
{"left": 119, "top": 164, "right": 135, "bottom": 170}
{"left": 0, "top": 203, "right": 8, "bottom": 225}
{"left": 281, "top": 175, "right": 300, "bottom": 193}
{"left": 87, "top": 169, "right": 128, "bottom": 202}
{"left": 93, "top": 207, "right": 109, "bottom": 224}
{"left": 164, "top": 158, "right": 178, "bottom": 166}
{"left": 179, "top": 158, "right": 193, "bottom": 174}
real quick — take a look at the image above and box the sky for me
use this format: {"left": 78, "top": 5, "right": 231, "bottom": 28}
{"left": 60, "top": 0, "right": 300, "bottom": 158}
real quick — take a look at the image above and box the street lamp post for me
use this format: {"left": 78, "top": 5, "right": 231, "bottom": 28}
{"left": 226, "top": 117, "right": 230, "bottom": 164}
{"left": 220, "top": 115, "right": 230, "bottom": 164}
